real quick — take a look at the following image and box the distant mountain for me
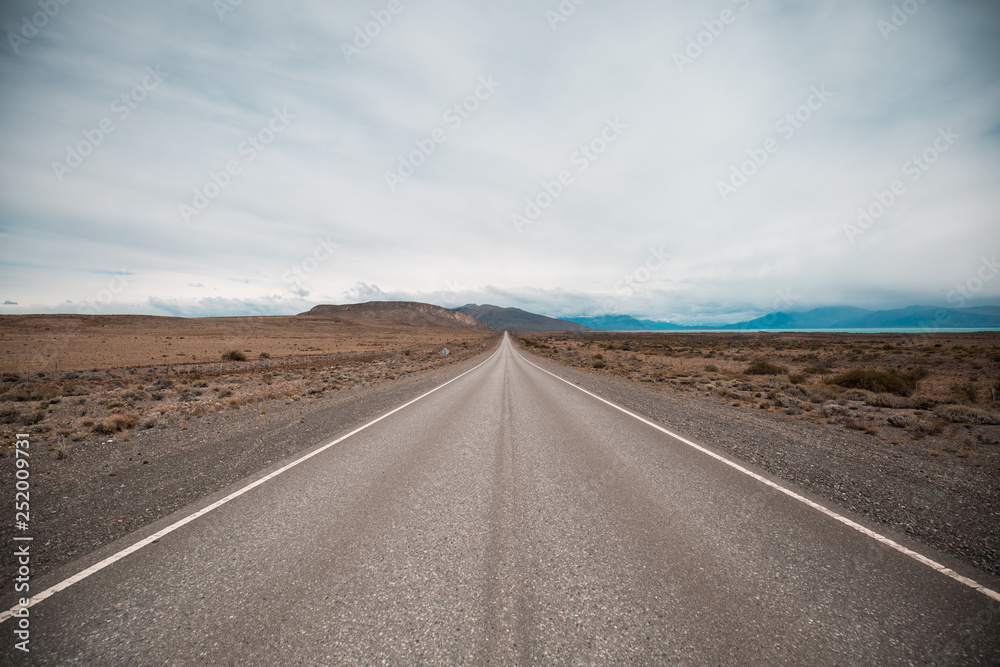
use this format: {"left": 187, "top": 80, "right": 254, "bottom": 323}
{"left": 723, "top": 305, "right": 1000, "bottom": 330}
{"left": 453, "top": 304, "right": 593, "bottom": 332}
{"left": 300, "top": 301, "right": 488, "bottom": 330}
{"left": 564, "top": 305, "right": 1000, "bottom": 330}
{"left": 566, "top": 315, "right": 685, "bottom": 330}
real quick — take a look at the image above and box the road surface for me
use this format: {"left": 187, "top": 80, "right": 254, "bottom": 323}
{"left": 3, "top": 333, "right": 999, "bottom": 664}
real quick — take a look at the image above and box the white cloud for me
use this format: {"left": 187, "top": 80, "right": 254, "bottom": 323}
{"left": 0, "top": 0, "right": 998, "bottom": 321}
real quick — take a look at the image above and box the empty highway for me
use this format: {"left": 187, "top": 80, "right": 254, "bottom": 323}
{"left": 3, "top": 333, "right": 999, "bottom": 664}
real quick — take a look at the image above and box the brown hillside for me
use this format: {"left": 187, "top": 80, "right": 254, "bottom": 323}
{"left": 301, "top": 301, "right": 487, "bottom": 330}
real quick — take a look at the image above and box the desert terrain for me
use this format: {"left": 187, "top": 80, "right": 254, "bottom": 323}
{"left": 516, "top": 330, "right": 1000, "bottom": 458}
{"left": 0, "top": 314, "right": 499, "bottom": 453}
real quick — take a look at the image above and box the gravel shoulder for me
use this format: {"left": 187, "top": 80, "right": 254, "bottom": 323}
{"left": 516, "top": 344, "right": 1000, "bottom": 585}
{"left": 0, "top": 342, "right": 501, "bottom": 595}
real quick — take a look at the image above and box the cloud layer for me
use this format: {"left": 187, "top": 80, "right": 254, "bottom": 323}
{"left": 1, "top": 0, "right": 998, "bottom": 322}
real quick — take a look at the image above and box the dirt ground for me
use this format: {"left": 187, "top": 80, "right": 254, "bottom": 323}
{"left": 516, "top": 331, "right": 1000, "bottom": 469}
{"left": 0, "top": 314, "right": 490, "bottom": 372}
{"left": 0, "top": 314, "right": 500, "bottom": 454}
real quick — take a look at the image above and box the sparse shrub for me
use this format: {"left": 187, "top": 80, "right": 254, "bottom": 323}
{"left": 592, "top": 361, "right": 606, "bottom": 369}
{"left": 121, "top": 389, "right": 147, "bottom": 403}
{"left": 259, "top": 352, "right": 271, "bottom": 359}
{"left": 926, "top": 419, "right": 948, "bottom": 435}
{"left": 827, "top": 369, "right": 918, "bottom": 397}
{"left": 911, "top": 396, "right": 942, "bottom": 410}
{"left": 5, "top": 385, "right": 59, "bottom": 402}
{"left": 934, "top": 404, "right": 1000, "bottom": 425}
{"left": 745, "top": 360, "right": 788, "bottom": 375}
{"left": 784, "top": 384, "right": 810, "bottom": 398}
{"left": 841, "top": 417, "right": 867, "bottom": 431}
{"left": 61, "top": 383, "right": 89, "bottom": 396}
{"left": 950, "top": 382, "right": 979, "bottom": 404}
{"left": 841, "top": 388, "right": 874, "bottom": 402}
{"left": 821, "top": 404, "right": 850, "bottom": 418}
{"left": 404, "top": 350, "right": 412, "bottom": 356}
{"left": 0, "top": 408, "right": 20, "bottom": 424}
{"left": 788, "top": 373, "right": 806, "bottom": 385}
{"left": 92, "top": 413, "right": 139, "bottom": 434}
{"left": 222, "top": 350, "right": 247, "bottom": 362}
{"left": 704, "top": 364, "right": 719, "bottom": 372}
{"left": 866, "top": 393, "right": 914, "bottom": 409}
{"left": 593, "top": 354, "right": 604, "bottom": 360}
{"left": 887, "top": 413, "right": 917, "bottom": 428}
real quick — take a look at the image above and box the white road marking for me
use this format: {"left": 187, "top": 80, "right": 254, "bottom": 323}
{"left": 511, "top": 339, "right": 1000, "bottom": 603}
{"left": 0, "top": 341, "right": 505, "bottom": 624}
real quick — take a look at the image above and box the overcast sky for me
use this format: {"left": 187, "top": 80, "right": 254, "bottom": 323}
{"left": 1, "top": 0, "right": 998, "bottom": 324}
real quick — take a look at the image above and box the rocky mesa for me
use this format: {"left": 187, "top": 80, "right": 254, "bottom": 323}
{"left": 300, "top": 301, "right": 489, "bottom": 330}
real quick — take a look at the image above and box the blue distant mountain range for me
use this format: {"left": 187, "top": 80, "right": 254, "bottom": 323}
{"left": 567, "top": 305, "right": 1000, "bottom": 331}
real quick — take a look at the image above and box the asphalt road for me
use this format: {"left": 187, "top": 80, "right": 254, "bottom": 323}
{"left": 4, "top": 333, "right": 999, "bottom": 665}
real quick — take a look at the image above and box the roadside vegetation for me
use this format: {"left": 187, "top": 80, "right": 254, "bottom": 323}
{"left": 516, "top": 331, "right": 1000, "bottom": 468}
{"left": 0, "top": 334, "right": 500, "bottom": 459}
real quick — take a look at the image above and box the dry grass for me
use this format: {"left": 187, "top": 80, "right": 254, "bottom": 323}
{"left": 0, "top": 315, "right": 501, "bottom": 456}
{"left": 0, "top": 313, "right": 494, "bottom": 371}
{"left": 515, "top": 330, "right": 1000, "bottom": 465}
{"left": 92, "top": 412, "right": 139, "bottom": 434}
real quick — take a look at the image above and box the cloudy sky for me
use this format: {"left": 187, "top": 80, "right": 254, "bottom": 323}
{"left": 1, "top": 0, "right": 998, "bottom": 324}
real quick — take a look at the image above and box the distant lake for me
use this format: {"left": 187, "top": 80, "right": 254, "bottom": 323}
{"left": 602, "top": 328, "right": 1000, "bottom": 334}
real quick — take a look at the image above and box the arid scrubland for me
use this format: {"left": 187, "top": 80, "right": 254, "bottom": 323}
{"left": 0, "top": 314, "right": 500, "bottom": 457}
{"left": 518, "top": 331, "right": 1000, "bottom": 468}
